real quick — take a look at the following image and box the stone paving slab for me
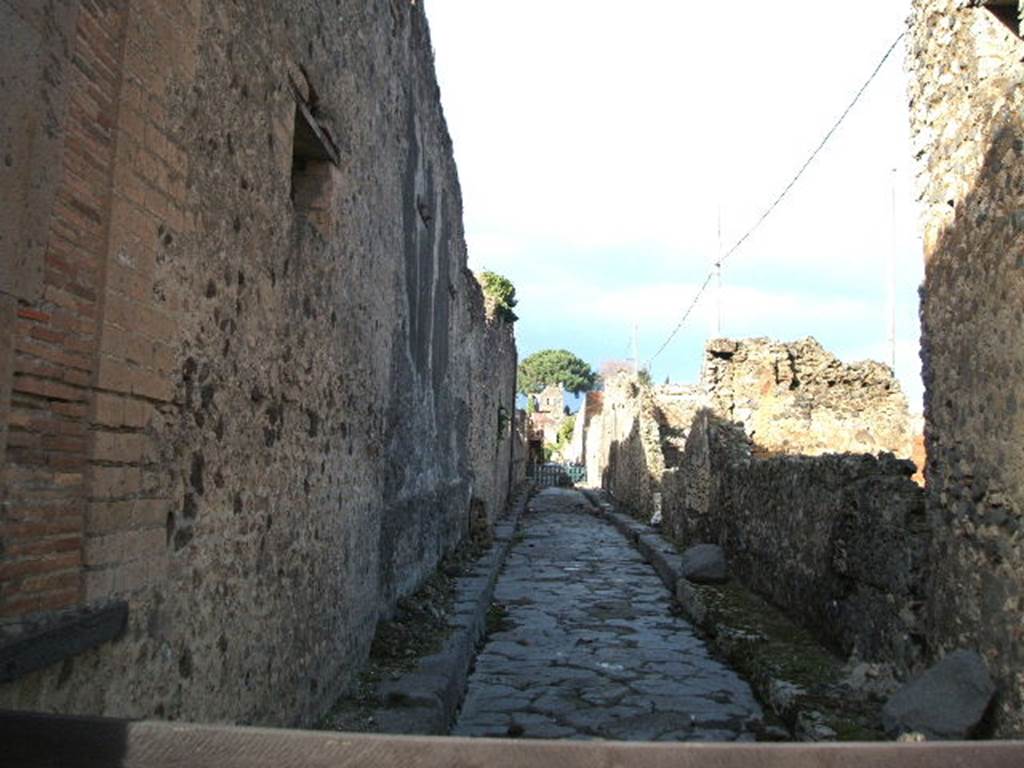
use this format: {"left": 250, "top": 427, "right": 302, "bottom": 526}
{"left": 452, "top": 488, "right": 763, "bottom": 742}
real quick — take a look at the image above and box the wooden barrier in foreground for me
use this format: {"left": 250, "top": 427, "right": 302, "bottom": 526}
{"left": 1, "top": 710, "right": 1022, "bottom": 768}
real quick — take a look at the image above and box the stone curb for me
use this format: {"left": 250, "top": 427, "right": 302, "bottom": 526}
{"left": 372, "top": 485, "right": 533, "bottom": 735}
{"left": 579, "top": 488, "right": 881, "bottom": 743}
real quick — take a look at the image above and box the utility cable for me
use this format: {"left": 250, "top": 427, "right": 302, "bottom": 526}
{"left": 648, "top": 30, "right": 906, "bottom": 365}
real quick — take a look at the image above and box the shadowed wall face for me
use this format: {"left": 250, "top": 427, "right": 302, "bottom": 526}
{"left": 662, "top": 410, "right": 927, "bottom": 674}
{"left": 909, "top": 0, "right": 1024, "bottom": 736}
{"left": 0, "top": 0, "right": 517, "bottom": 727}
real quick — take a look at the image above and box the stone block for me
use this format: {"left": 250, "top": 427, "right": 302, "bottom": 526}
{"left": 882, "top": 650, "right": 996, "bottom": 740}
{"left": 680, "top": 544, "right": 728, "bottom": 585}
{"left": 674, "top": 579, "right": 707, "bottom": 625}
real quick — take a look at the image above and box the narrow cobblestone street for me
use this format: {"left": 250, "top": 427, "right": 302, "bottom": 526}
{"left": 452, "top": 488, "right": 763, "bottom": 741}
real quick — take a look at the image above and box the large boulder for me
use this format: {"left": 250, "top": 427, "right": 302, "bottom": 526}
{"left": 680, "top": 544, "right": 728, "bottom": 584}
{"left": 882, "top": 650, "right": 995, "bottom": 740}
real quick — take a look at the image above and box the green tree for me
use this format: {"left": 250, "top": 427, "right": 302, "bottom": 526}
{"left": 517, "top": 349, "right": 597, "bottom": 396}
{"left": 479, "top": 270, "right": 518, "bottom": 323}
{"left": 557, "top": 415, "right": 576, "bottom": 446}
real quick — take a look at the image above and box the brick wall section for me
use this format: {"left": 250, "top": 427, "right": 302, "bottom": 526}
{"left": 82, "top": 0, "right": 198, "bottom": 603}
{"left": 1, "top": 0, "right": 197, "bottom": 619}
{"left": 1, "top": 0, "right": 130, "bottom": 621}
{"left": 0, "top": 296, "right": 13, "bottom": 473}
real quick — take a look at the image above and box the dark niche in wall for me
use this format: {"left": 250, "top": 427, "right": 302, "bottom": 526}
{"left": 289, "top": 72, "right": 340, "bottom": 236}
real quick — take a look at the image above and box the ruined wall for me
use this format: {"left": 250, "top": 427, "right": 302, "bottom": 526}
{"left": 1, "top": 0, "right": 516, "bottom": 727}
{"left": 648, "top": 384, "right": 705, "bottom": 467}
{"left": 590, "top": 376, "right": 664, "bottom": 519}
{"left": 908, "top": 0, "right": 1024, "bottom": 735}
{"left": 703, "top": 337, "right": 912, "bottom": 458}
{"left": 586, "top": 339, "right": 926, "bottom": 672}
{"left": 463, "top": 276, "right": 518, "bottom": 525}
{"left": 585, "top": 338, "right": 911, "bottom": 520}
{"left": 663, "top": 411, "right": 928, "bottom": 673}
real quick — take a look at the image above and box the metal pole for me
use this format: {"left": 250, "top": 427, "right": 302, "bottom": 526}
{"left": 888, "top": 167, "right": 897, "bottom": 372}
{"left": 716, "top": 207, "right": 723, "bottom": 338}
{"left": 632, "top": 322, "right": 639, "bottom": 376}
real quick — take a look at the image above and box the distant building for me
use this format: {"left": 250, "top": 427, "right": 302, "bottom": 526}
{"left": 535, "top": 383, "right": 567, "bottom": 417}
{"left": 527, "top": 383, "right": 568, "bottom": 459}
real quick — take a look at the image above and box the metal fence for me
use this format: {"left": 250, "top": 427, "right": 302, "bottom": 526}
{"left": 564, "top": 463, "right": 586, "bottom": 484}
{"left": 528, "top": 462, "right": 586, "bottom": 488}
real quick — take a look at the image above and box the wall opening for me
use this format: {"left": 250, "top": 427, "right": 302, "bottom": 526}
{"left": 289, "top": 78, "right": 340, "bottom": 234}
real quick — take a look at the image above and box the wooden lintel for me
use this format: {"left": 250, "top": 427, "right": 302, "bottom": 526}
{"left": 290, "top": 83, "right": 339, "bottom": 166}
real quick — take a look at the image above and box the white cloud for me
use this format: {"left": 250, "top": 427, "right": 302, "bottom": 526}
{"left": 428, "top": 0, "right": 925, "bottom": 409}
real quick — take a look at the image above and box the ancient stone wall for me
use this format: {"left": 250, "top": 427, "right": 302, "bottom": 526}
{"left": 589, "top": 376, "right": 664, "bottom": 519}
{"left": 662, "top": 411, "right": 928, "bottom": 673}
{"left": 463, "top": 274, "right": 519, "bottom": 525}
{"left": 908, "top": 0, "right": 1024, "bottom": 735}
{"left": 585, "top": 338, "right": 926, "bottom": 675}
{"left": 0, "top": 0, "right": 516, "bottom": 727}
{"left": 703, "top": 338, "right": 912, "bottom": 458}
{"left": 648, "top": 384, "right": 706, "bottom": 467}
{"left": 585, "top": 338, "right": 910, "bottom": 519}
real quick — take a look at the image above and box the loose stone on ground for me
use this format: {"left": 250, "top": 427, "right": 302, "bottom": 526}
{"left": 680, "top": 544, "right": 729, "bottom": 585}
{"left": 452, "top": 488, "right": 763, "bottom": 741}
{"left": 882, "top": 649, "right": 996, "bottom": 740}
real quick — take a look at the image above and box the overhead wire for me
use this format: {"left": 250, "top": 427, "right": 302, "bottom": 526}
{"left": 647, "top": 30, "right": 907, "bottom": 366}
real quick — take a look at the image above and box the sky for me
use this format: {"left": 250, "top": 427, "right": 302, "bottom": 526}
{"left": 427, "top": 0, "right": 924, "bottom": 413}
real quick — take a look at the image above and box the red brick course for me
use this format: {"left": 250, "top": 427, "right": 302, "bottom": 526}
{"left": 2, "top": 0, "right": 199, "bottom": 618}
{"left": 0, "top": 0, "right": 130, "bottom": 619}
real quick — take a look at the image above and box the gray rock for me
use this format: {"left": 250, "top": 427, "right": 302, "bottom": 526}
{"left": 882, "top": 650, "right": 995, "bottom": 740}
{"left": 675, "top": 579, "right": 708, "bottom": 624}
{"left": 680, "top": 544, "right": 728, "bottom": 584}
